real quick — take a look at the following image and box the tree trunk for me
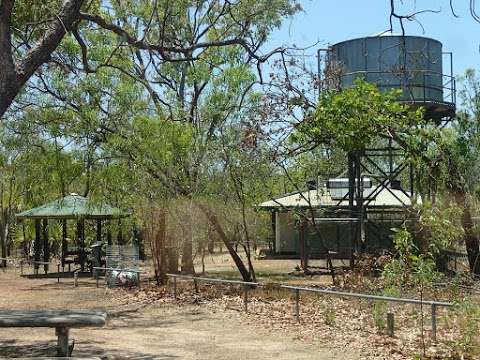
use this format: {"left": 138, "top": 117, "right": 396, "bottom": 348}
{"left": 0, "top": 0, "right": 19, "bottom": 120}
{"left": 0, "top": 0, "right": 84, "bottom": 119}
{"left": 454, "top": 189, "right": 480, "bottom": 274}
{"left": 0, "top": 222, "right": 7, "bottom": 268}
{"left": 207, "top": 224, "right": 215, "bottom": 254}
{"left": 197, "top": 203, "right": 252, "bottom": 282}
{"left": 151, "top": 210, "right": 167, "bottom": 285}
{"left": 181, "top": 212, "right": 194, "bottom": 274}
{"left": 298, "top": 218, "right": 308, "bottom": 271}
{"left": 166, "top": 234, "right": 179, "bottom": 273}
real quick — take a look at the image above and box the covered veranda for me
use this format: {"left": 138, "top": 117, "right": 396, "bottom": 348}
{"left": 15, "top": 193, "right": 127, "bottom": 274}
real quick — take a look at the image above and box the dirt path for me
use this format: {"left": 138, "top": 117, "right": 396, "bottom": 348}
{"left": 0, "top": 269, "right": 358, "bottom": 359}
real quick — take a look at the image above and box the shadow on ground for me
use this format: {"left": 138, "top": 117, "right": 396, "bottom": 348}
{"left": 0, "top": 338, "right": 179, "bottom": 359}
{"left": 23, "top": 271, "right": 93, "bottom": 279}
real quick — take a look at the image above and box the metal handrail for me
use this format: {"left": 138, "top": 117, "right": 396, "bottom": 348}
{"left": 166, "top": 273, "right": 453, "bottom": 341}
{"left": 279, "top": 284, "right": 452, "bottom": 307}
{"left": 168, "top": 273, "right": 256, "bottom": 286}
{"left": 26, "top": 260, "right": 51, "bottom": 265}
{"left": 167, "top": 273, "right": 451, "bottom": 307}
{"left": 0, "top": 257, "right": 51, "bottom": 265}
{"left": 341, "top": 69, "right": 453, "bottom": 79}
{"left": 339, "top": 69, "right": 456, "bottom": 105}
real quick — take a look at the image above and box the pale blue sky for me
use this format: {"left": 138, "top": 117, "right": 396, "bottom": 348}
{"left": 268, "top": 0, "right": 480, "bottom": 78}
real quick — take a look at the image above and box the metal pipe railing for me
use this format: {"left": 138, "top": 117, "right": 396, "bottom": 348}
{"left": 339, "top": 69, "right": 456, "bottom": 105}
{"left": 166, "top": 273, "right": 453, "bottom": 342}
{"left": 0, "top": 257, "right": 51, "bottom": 275}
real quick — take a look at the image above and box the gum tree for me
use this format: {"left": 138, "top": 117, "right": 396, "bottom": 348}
{"left": 0, "top": 0, "right": 299, "bottom": 119}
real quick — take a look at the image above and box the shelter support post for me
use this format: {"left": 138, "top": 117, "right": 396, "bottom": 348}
{"left": 34, "top": 219, "right": 41, "bottom": 275}
{"left": 42, "top": 219, "right": 49, "bottom": 274}
{"left": 107, "top": 226, "right": 112, "bottom": 246}
{"left": 355, "top": 152, "right": 364, "bottom": 252}
{"left": 76, "top": 219, "right": 85, "bottom": 272}
{"left": 61, "top": 219, "right": 67, "bottom": 271}
{"left": 348, "top": 153, "right": 356, "bottom": 268}
{"left": 117, "top": 219, "right": 123, "bottom": 245}
{"left": 96, "top": 219, "right": 102, "bottom": 244}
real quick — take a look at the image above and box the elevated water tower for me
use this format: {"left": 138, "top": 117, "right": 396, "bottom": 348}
{"left": 318, "top": 34, "right": 456, "bottom": 262}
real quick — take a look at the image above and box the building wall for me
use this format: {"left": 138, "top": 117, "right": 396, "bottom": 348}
{"left": 274, "top": 211, "right": 402, "bottom": 256}
{"left": 308, "top": 222, "right": 353, "bottom": 256}
{"left": 275, "top": 212, "right": 297, "bottom": 253}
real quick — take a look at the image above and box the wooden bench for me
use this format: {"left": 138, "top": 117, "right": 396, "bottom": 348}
{"left": 0, "top": 310, "right": 107, "bottom": 357}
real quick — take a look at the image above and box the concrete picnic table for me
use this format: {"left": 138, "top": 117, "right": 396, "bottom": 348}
{"left": 0, "top": 310, "right": 107, "bottom": 357}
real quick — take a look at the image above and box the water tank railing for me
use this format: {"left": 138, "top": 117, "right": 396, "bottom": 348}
{"left": 338, "top": 69, "right": 456, "bottom": 106}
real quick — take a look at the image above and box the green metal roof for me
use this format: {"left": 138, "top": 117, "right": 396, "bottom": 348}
{"left": 15, "top": 194, "right": 126, "bottom": 220}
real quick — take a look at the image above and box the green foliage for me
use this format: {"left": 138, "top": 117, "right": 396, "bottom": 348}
{"left": 382, "top": 225, "right": 444, "bottom": 289}
{"left": 447, "top": 299, "right": 480, "bottom": 357}
{"left": 414, "top": 203, "right": 464, "bottom": 256}
{"left": 292, "top": 79, "right": 425, "bottom": 152}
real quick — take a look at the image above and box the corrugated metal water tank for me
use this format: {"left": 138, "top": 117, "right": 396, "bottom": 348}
{"left": 330, "top": 35, "right": 443, "bottom": 104}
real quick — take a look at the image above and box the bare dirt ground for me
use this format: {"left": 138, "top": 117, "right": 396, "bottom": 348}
{"left": 0, "top": 266, "right": 359, "bottom": 359}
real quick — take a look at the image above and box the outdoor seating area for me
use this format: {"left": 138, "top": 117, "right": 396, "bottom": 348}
{"left": 15, "top": 194, "right": 128, "bottom": 275}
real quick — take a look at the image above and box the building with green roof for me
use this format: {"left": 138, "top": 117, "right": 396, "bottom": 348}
{"left": 16, "top": 193, "right": 127, "bottom": 274}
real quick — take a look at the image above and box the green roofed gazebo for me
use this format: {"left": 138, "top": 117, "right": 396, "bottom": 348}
{"left": 16, "top": 193, "right": 127, "bottom": 274}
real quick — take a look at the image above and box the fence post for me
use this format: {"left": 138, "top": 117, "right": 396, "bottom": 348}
{"left": 74, "top": 271, "right": 78, "bottom": 287}
{"left": 193, "top": 278, "right": 199, "bottom": 294}
{"left": 243, "top": 284, "right": 248, "bottom": 313}
{"left": 431, "top": 304, "right": 437, "bottom": 342}
{"left": 57, "top": 264, "right": 60, "bottom": 283}
{"left": 173, "top": 276, "right": 177, "bottom": 300}
{"left": 387, "top": 312, "right": 394, "bottom": 337}
{"left": 295, "top": 288, "right": 300, "bottom": 322}
{"left": 96, "top": 270, "right": 99, "bottom": 288}
{"left": 20, "top": 260, "right": 23, "bottom": 275}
